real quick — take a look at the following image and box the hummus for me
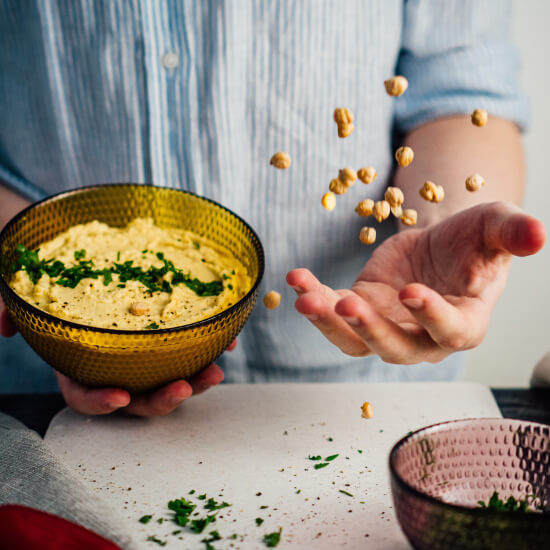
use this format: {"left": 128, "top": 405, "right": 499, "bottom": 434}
{"left": 10, "top": 218, "right": 252, "bottom": 330}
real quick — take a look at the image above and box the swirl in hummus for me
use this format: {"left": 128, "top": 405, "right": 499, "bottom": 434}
{"left": 9, "top": 218, "right": 252, "bottom": 330}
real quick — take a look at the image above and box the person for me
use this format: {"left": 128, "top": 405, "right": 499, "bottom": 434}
{"left": 0, "top": 1, "right": 545, "bottom": 416}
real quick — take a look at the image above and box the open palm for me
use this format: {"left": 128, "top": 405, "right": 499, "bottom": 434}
{"left": 287, "top": 202, "right": 546, "bottom": 364}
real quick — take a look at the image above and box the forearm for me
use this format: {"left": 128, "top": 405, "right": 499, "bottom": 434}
{"left": 0, "top": 184, "right": 30, "bottom": 230}
{"left": 393, "top": 116, "right": 525, "bottom": 229}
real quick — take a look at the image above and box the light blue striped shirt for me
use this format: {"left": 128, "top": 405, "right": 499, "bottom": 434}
{"left": 0, "top": 1, "right": 528, "bottom": 392}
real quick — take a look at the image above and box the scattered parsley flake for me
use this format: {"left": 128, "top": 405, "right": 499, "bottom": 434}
{"left": 204, "top": 498, "right": 230, "bottom": 511}
{"left": 116, "top": 251, "right": 121, "bottom": 261}
{"left": 198, "top": 494, "right": 207, "bottom": 500}
{"left": 193, "top": 241, "right": 201, "bottom": 250}
{"left": 263, "top": 528, "right": 282, "bottom": 547}
{"left": 358, "top": 450, "right": 363, "bottom": 454}
{"left": 339, "top": 490, "right": 354, "bottom": 497}
{"left": 328, "top": 437, "right": 333, "bottom": 442}
{"left": 171, "top": 530, "right": 181, "bottom": 535}
{"left": 146, "top": 535, "right": 167, "bottom": 546}
{"left": 74, "top": 249, "right": 86, "bottom": 260}
{"left": 260, "top": 505, "right": 268, "bottom": 509}
{"left": 325, "top": 454, "right": 339, "bottom": 462}
{"left": 145, "top": 322, "right": 160, "bottom": 330}
{"left": 189, "top": 489, "right": 196, "bottom": 495}
{"left": 308, "top": 455, "right": 322, "bottom": 461}
{"left": 139, "top": 514, "right": 152, "bottom": 524}
{"left": 190, "top": 514, "right": 217, "bottom": 533}
{"left": 168, "top": 497, "right": 196, "bottom": 527}
{"left": 314, "top": 462, "right": 329, "bottom": 470}
{"left": 296, "top": 489, "right": 301, "bottom": 494}
{"left": 157, "top": 517, "right": 164, "bottom": 524}
{"left": 256, "top": 517, "right": 264, "bottom": 526}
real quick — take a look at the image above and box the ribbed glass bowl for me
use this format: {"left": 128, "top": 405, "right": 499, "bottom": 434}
{"left": 389, "top": 418, "right": 550, "bottom": 550}
{"left": 0, "top": 184, "right": 264, "bottom": 392}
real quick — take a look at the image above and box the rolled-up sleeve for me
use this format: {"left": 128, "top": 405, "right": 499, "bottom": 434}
{"left": 394, "top": 0, "right": 529, "bottom": 133}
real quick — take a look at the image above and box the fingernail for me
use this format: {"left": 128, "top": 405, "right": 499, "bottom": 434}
{"left": 401, "top": 298, "right": 424, "bottom": 310}
{"left": 305, "top": 313, "right": 319, "bottom": 321}
{"left": 292, "top": 285, "right": 304, "bottom": 293}
{"left": 108, "top": 398, "right": 129, "bottom": 409}
{"left": 169, "top": 394, "right": 188, "bottom": 405}
{"left": 341, "top": 316, "right": 361, "bottom": 326}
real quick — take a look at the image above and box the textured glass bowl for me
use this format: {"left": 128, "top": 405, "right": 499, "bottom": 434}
{"left": 0, "top": 184, "right": 264, "bottom": 392}
{"left": 389, "top": 418, "right": 550, "bottom": 550}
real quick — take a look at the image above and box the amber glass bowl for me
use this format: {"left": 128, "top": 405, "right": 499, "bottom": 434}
{"left": 0, "top": 184, "right": 264, "bottom": 392}
{"left": 389, "top": 418, "right": 550, "bottom": 550}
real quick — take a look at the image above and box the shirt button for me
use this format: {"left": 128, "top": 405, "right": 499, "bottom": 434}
{"left": 162, "top": 51, "right": 179, "bottom": 70}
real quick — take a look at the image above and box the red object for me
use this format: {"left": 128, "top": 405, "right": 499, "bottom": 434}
{"left": 0, "top": 505, "right": 123, "bottom": 550}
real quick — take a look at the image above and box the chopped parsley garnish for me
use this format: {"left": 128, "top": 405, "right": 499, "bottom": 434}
{"left": 146, "top": 535, "right": 167, "bottom": 546}
{"left": 168, "top": 497, "right": 196, "bottom": 526}
{"left": 255, "top": 517, "right": 264, "bottom": 526}
{"left": 327, "top": 437, "right": 333, "bottom": 442}
{"left": 116, "top": 251, "right": 121, "bottom": 261}
{"left": 358, "top": 450, "right": 363, "bottom": 454}
{"left": 12, "top": 245, "right": 224, "bottom": 297}
{"left": 325, "top": 454, "right": 339, "bottom": 462}
{"left": 139, "top": 514, "right": 153, "bottom": 524}
{"left": 201, "top": 529, "right": 221, "bottom": 549}
{"left": 339, "top": 490, "right": 353, "bottom": 497}
{"left": 260, "top": 505, "right": 268, "bottom": 509}
{"left": 263, "top": 528, "right": 282, "bottom": 547}
{"left": 314, "top": 462, "right": 329, "bottom": 470}
{"left": 198, "top": 494, "right": 207, "bottom": 500}
{"left": 157, "top": 517, "right": 164, "bottom": 524}
{"left": 193, "top": 241, "right": 201, "bottom": 250}
{"left": 478, "top": 491, "right": 540, "bottom": 512}
{"left": 204, "top": 498, "right": 230, "bottom": 511}
{"left": 308, "top": 455, "right": 322, "bottom": 461}
{"left": 145, "top": 322, "right": 160, "bottom": 330}
{"left": 189, "top": 490, "right": 196, "bottom": 495}
{"left": 296, "top": 489, "right": 301, "bottom": 494}
{"left": 190, "top": 514, "right": 216, "bottom": 533}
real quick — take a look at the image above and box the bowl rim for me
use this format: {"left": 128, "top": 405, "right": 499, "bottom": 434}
{"left": 0, "top": 182, "right": 265, "bottom": 335}
{"left": 388, "top": 417, "right": 550, "bottom": 517}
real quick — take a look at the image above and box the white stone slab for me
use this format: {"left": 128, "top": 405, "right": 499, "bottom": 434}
{"left": 45, "top": 382, "right": 501, "bottom": 549}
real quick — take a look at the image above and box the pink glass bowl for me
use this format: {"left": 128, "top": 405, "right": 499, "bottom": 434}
{"left": 389, "top": 418, "right": 550, "bottom": 550}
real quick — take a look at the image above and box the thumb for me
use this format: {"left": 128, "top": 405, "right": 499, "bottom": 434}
{"left": 484, "top": 203, "right": 546, "bottom": 257}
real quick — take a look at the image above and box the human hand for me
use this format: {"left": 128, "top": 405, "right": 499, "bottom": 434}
{"left": 287, "top": 202, "right": 545, "bottom": 364}
{"left": 0, "top": 298, "right": 17, "bottom": 337}
{"left": 55, "top": 338, "right": 236, "bottom": 416}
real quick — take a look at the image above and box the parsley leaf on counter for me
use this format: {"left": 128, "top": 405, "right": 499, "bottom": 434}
{"left": 139, "top": 514, "right": 153, "bottom": 524}
{"left": 168, "top": 497, "right": 196, "bottom": 526}
{"left": 314, "top": 462, "right": 329, "bottom": 470}
{"left": 325, "top": 454, "right": 339, "bottom": 462}
{"left": 255, "top": 517, "right": 264, "bottom": 526}
{"left": 190, "top": 514, "right": 216, "bottom": 533}
{"left": 146, "top": 535, "right": 167, "bottom": 546}
{"left": 204, "top": 498, "right": 231, "bottom": 511}
{"left": 263, "top": 528, "right": 282, "bottom": 547}
{"left": 308, "top": 455, "right": 322, "bottom": 461}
